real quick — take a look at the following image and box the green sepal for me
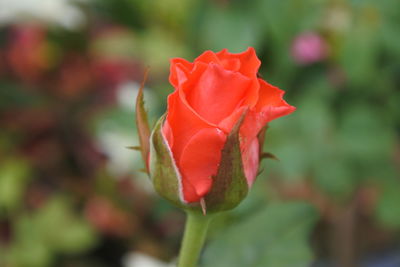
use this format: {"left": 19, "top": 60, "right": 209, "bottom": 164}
{"left": 149, "top": 111, "right": 250, "bottom": 214}
{"left": 260, "top": 152, "right": 279, "bottom": 161}
{"left": 135, "top": 69, "right": 151, "bottom": 173}
{"left": 257, "top": 125, "right": 268, "bottom": 154}
{"left": 257, "top": 125, "right": 279, "bottom": 161}
{"left": 203, "top": 110, "right": 249, "bottom": 213}
{"left": 126, "top": 146, "right": 141, "bottom": 151}
{"left": 149, "top": 115, "right": 185, "bottom": 209}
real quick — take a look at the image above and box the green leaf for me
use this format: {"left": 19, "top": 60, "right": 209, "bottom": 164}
{"left": 135, "top": 68, "right": 151, "bottom": 173}
{"left": 202, "top": 202, "right": 318, "bottom": 267}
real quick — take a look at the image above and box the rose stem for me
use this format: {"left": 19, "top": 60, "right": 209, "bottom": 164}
{"left": 177, "top": 211, "right": 213, "bottom": 267}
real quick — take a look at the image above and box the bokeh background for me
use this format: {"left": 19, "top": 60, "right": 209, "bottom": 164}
{"left": 0, "top": 0, "right": 399, "bottom": 266}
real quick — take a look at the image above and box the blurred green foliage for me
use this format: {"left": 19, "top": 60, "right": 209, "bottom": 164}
{"left": 203, "top": 202, "right": 317, "bottom": 267}
{"left": 2, "top": 197, "right": 96, "bottom": 267}
{"left": 0, "top": 0, "right": 399, "bottom": 266}
{"left": 0, "top": 159, "right": 30, "bottom": 212}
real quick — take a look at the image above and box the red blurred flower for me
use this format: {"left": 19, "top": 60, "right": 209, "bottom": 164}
{"left": 55, "top": 55, "right": 94, "bottom": 99}
{"left": 92, "top": 58, "right": 138, "bottom": 89}
{"left": 85, "top": 196, "right": 135, "bottom": 237}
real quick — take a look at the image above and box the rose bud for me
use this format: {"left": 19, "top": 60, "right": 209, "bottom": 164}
{"left": 136, "top": 48, "right": 295, "bottom": 214}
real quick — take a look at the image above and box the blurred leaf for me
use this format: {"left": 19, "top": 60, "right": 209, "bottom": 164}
{"left": 9, "top": 241, "right": 52, "bottom": 267}
{"left": 90, "top": 30, "right": 138, "bottom": 58}
{"left": 93, "top": 0, "right": 146, "bottom": 28}
{"left": 202, "top": 202, "right": 318, "bottom": 267}
{"left": 337, "top": 7, "right": 380, "bottom": 87}
{"left": 138, "top": 26, "right": 189, "bottom": 73}
{"left": 376, "top": 181, "right": 400, "bottom": 228}
{"left": 313, "top": 158, "right": 355, "bottom": 198}
{"left": 0, "top": 82, "right": 43, "bottom": 109}
{"left": 36, "top": 197, "right": 98, "bottom": 254}
{"left": 199, "top": 5, "right": 262, "bottom": 52}
{"left": 259, "top": 0, "right": 324, "bottom": 38}
{"left": 10, "top": 216, "right": 52, "bottom": 267}
{"left": 7, "top": 196, "right": 98, "bottom": 267}
{"left": 338, "top": 105, "right": 394, "bottom": 165}
{"left": 0, "top": 159, "right": 30, "bottom": 213}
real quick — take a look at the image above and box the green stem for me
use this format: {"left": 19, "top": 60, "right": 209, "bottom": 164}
{"left": 177, "top": 211, "right": 213, "bottom": 267}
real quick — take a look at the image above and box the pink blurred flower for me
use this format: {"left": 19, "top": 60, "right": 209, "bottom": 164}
{"left": 85, "top": 196, "right": 135, "bottom": 237}
{"left": 291, "top": 32, "right": 328, "bottom": 65}
{"left": 55, "top": 54, "right": 94, "bottom": 99}
{"left": 6, "top": 24, "right": 50, "bottom": 83}
{"left": 92, "top": 58, "right": 138, "bottom": 88}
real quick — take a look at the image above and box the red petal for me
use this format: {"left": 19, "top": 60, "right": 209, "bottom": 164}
{"left": 216, "top": 47, "right": 261, "bottom": 78}
{"left": 181, "top": 178, "right": 202, "bottom": 203}
{"left": 195, "top": 50, "right": 240, "bottom": 72}
{"left": 169, "top": 58, "right": 193, "bottom": 88}
{"left": 183, "top": 63, "right": 256, "bottom": 125}
{"left": 218, "top": 106, "right": 248, "bottom": 134}
{"left": 241, "top": 137, "right": 260, "bottom": 187}
{"left": 165, "top": 89, "right": 212, "bottom": 163}
{"left": 179, "top": 128, "right": 227, "bottom": 202}
{"left": 162, "top": 120, "right": 174, "bottom": 148}
{"left": 255, "top": 79, "right": 296, "bottom": 112}
{"left": 169, "top": 48, "right": 261, "bottom": 90}
{"left": 195, "top": 50, "right": 221, "bottom": 64}
{"left": 194, "top": 48, "right": 261, "bottom": 78}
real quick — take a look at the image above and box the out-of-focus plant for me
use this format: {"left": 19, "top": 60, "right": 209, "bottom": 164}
{"left": 0, "top": 20, "right": 170, "bottom": 267}
{"left": 0, "top": 0, "right": 399, "bottom": 266}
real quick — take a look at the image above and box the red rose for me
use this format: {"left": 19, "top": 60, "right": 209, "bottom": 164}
{"left": 161, "top": 47, "right": 295, "bottom": 203}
